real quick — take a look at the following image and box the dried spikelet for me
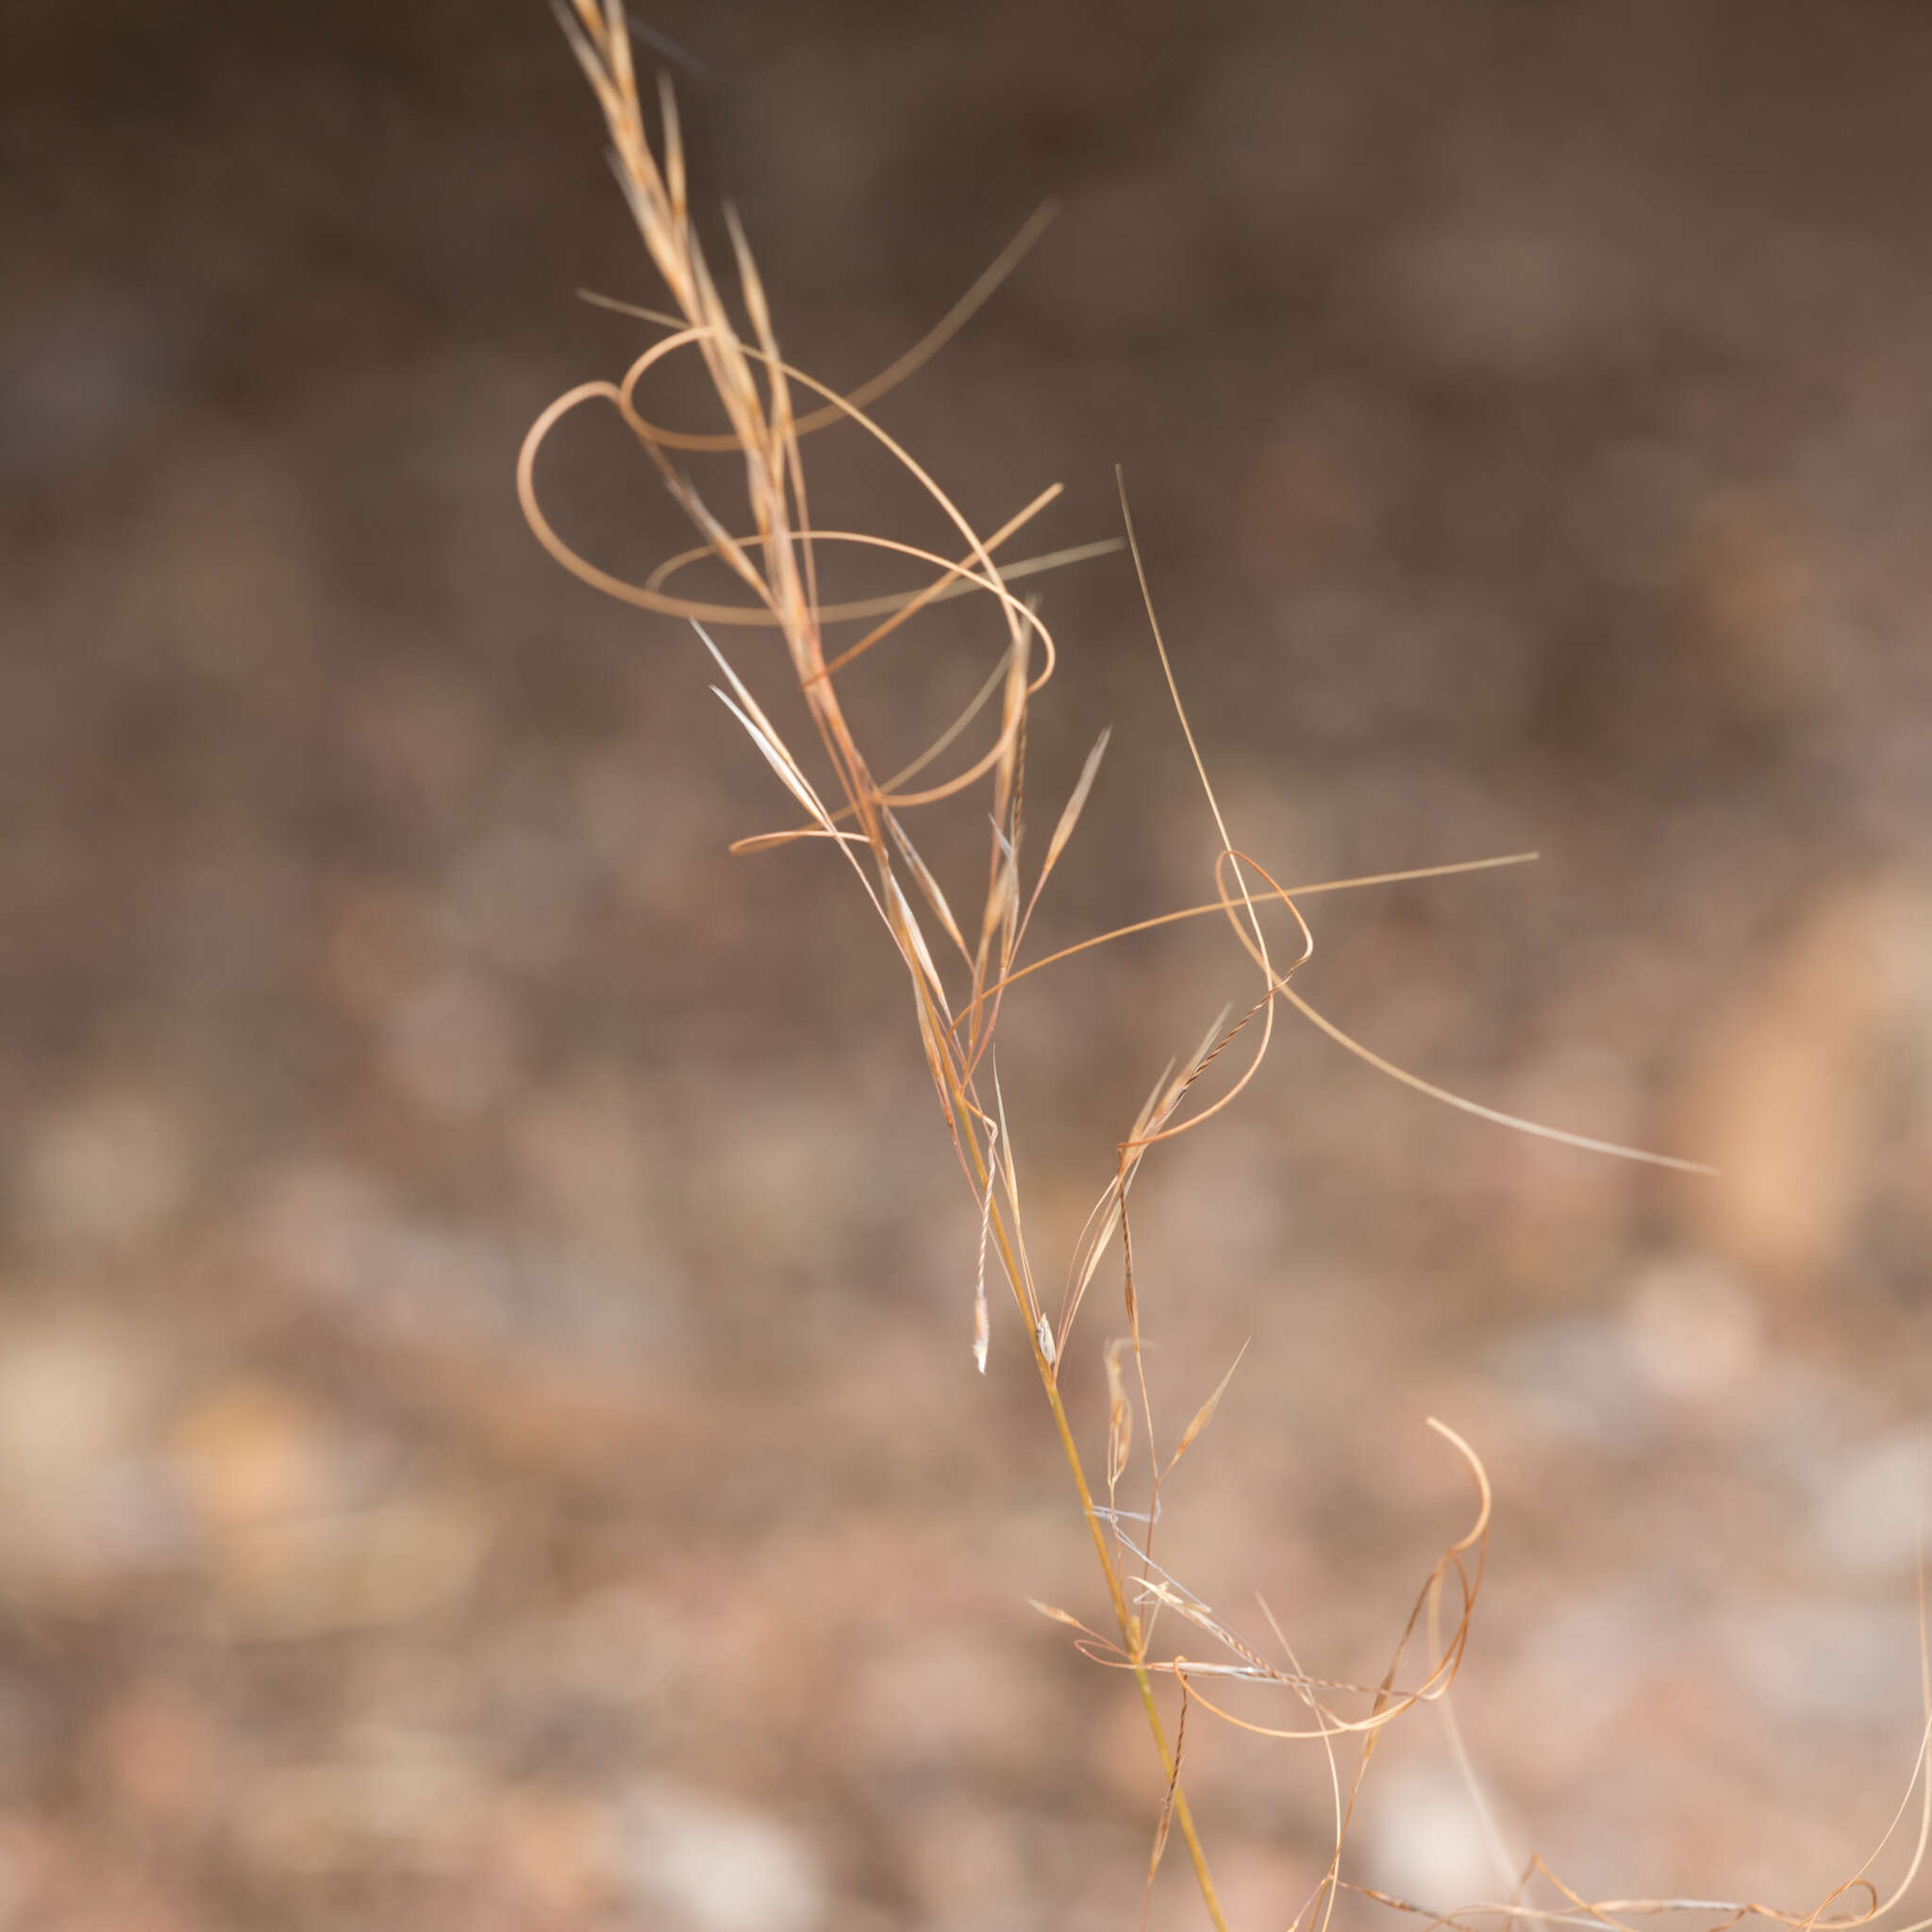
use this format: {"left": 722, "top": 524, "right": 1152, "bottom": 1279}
{"left": 1034, "top": 726, "right": 1110, "bottom": 903}
{"left": 1106, "top": 1340, "right": 1134, "bottom": 1488}
{"left": 1167, "top": 1341, "right": 1249, "bottom": 1475}
{"left": 1143, "top": 1678, "right": 1190, "bottom": 1928}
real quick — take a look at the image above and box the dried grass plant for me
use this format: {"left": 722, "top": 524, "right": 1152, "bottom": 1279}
{"left": 520, "top": 8, "right": 1932, "bottom": 1926}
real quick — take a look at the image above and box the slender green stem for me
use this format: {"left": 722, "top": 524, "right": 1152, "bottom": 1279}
{"left": 1033, "top": 1328, "right": 1230, "bottom": 1931}
{"left": 962, "top": 1103, "right": 1229, "bottom": 1931}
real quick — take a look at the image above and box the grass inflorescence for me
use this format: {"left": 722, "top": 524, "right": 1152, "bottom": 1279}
{"left": 522, "top": 8, "right": 1930, "bottom": 1926}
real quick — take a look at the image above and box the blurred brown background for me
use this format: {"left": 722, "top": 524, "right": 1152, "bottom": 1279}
{"left": 6, "top": 3, "right": 1932, "bottom": 1927}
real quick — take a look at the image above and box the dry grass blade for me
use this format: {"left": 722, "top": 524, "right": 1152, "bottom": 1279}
{"left": 822, "top": 485, "right": 1067, "bottom": 681}
{"left": 949, "top": 852, "right": 1540, "bottom": 1036}
{"left": 576, "top": 201, "right": 1061, "bottom": 453}
{"left": 624, "top": 525, "right": 1124, "bottom": 626}
{"left": 1120, "top": 458, "right": 1710, "bottom": 1174}
{"left": 1276, "top": 981, "right": 1717, "bottom": 1174}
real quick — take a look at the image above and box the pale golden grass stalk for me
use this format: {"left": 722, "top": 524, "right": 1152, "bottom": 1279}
{"left": 522, "top": 8, "right": 1930, "bottom": 1926}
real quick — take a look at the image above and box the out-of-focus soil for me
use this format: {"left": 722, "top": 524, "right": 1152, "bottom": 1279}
{"left": 6, "top": 4, "right": 1932, "bottom": 1927}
